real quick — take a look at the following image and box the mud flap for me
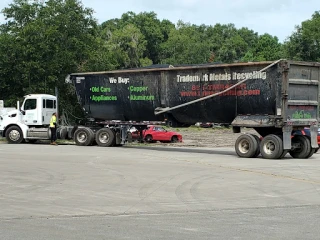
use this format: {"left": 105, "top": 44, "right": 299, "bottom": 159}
{"left": 310, "top": 125, "right": 319, "bottom": 148}
{"left": 283, "top": 125, "right": 292, "bottom": 150}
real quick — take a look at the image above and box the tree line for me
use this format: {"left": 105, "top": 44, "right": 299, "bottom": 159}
{"left": 0, "top": 0, "right": 319, "bottom": 119}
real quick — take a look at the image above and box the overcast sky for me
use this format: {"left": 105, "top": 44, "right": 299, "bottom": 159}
{"left": 0, "top": 0, "right": 318, "bottom": 42}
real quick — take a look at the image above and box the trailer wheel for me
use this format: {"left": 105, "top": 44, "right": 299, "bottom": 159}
{"left": 289, "top": 135, "right": 311, "bottom": 159}
{"left": 74, "top": 128, "right": 94, "bottom": 146}
{"left": 235, "top": 134, "right": 258, "bottom": 158}
{"left": 304, "top": 136, "right": 317, "bottom": 158}
{"left": 95, "top": 128, "right": 115, "bottom": 147}
{"left": 306, "top": 149, "right": 316, "bottom": 158}
{"left": 6, "top": 126, "right": 24, "bottom": 144}
{"left": 260, "top": 134, "right": 283, "bottom": 159}
{"left": 250, "top": 134, "right": 261, "bottom": 157}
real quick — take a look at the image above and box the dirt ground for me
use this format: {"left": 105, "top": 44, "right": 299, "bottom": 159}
{"left": 136, "top": 126, "right": 259, "bottom": 148}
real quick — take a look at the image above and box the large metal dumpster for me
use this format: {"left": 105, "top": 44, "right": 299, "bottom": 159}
{"left": 68, "top": 60, "right": 320, "bottom": 159}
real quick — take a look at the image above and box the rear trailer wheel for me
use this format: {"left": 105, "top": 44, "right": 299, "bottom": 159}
{"left": 250, "top": 134, "right": 261, "bottom": 158}
{"left": 95, "top": 128, "right": 115, "bottom": 147}
{"left": 74, "top": 128, "right": 94, "bottom": 146}
{"left": 306, "top": 149, "right": 316, "bottom": 158}
{"left": 6, "top": 126, "right": 24, "bottom": 144}
{"left": 289, "top": 135, "right": 311, "bottom": 159}
{"left": 260, "top": 134, "right": 283, "bottom": 159}
{"left": 235, "top": 134, "right": 258, "bottom": 158}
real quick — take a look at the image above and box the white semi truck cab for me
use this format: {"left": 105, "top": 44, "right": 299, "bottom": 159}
{"left": 0, "top": 93, "right": 155, "bottom": 146}
{"left": 0, "top": 94, "right": 57, "bottom": 143}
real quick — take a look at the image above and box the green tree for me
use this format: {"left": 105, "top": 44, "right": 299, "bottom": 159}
{"left": 216, "top": 34, "right": 248, "bottom": 63}
{"left": 243, "top": 34, "right": 283, "bottom": 61}
{"left": 106, "top": 24, "right": 148, "bottom": 68}
{"left": 237, "top": 27, "right": 259, "bottom": 49}
{"left": 0, "top": 32, "right": 24, "bottom": 106}
{"left": 100, "top": 11, "right": 174, "bottom": 64}
{"left": 160, "top": 21, "right": 211, "bottom": 65}
{"left": 206, "top": 24, "right": 260, "bottom": 63}
{"left": 0, "top": 0, "right": 100, "bottom": 114}
{"left": 284, "top": 11, "right": 320, "bottom": 61}
{"left": 161, "top": 22, "right": 263, "bottom": 64}
{"left": 130, "top": 12, "right": 174, "bottom": 64}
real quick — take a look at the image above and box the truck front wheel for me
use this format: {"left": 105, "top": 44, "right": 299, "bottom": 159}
{"left": 6, "top": 126, "right": 24, "bottom": 144}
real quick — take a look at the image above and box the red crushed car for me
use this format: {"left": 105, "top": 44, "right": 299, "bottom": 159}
{"left": 131, "top": 125, "right": 182, "bottom": 143}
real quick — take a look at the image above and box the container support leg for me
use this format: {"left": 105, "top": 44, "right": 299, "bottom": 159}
{"left": 120, "top": 125, "right": 129, "bottom": 145}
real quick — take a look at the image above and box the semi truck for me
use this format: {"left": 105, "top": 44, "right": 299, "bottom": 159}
{"left": 0, "top": 59, "right": 319, "bottom": 159}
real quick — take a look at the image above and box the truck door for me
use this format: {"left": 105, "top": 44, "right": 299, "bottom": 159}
{"left": 22, "top": 98, "right": 38, "bottom": 125}
{"left": 43, "top": 99, "right": 56, "bottom": 125}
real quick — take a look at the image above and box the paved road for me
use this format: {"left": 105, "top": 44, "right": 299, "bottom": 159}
{"left": 1, "top": 143, "right": 320, "bottom": 239}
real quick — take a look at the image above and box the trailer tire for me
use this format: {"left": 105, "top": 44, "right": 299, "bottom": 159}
{"left": 260, "top": 134, "right": 283, "bottom": 159}
{"left": 235, "top": 134, "right": 258, "bottom": 158}
{"left": 306, "top": 149, "right": 316, "bottom": 158}
{"left": 250, "top": 134, "right": 261, "bottom": 157}
{"left": 95, "top": 128, "right": 115, "bottom": 147}
{"left": 289, "top": 135, "right": 311, "bottom": 159}
{"left": 74, "top": 127, "right": 94, "bottom": 146}
{"left": 6, "top": 126, "right": 24, "bottom": 144}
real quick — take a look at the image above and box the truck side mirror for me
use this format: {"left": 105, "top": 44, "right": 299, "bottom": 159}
{"left": 21, "top": 110, "right": 26, "bottom": 115}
